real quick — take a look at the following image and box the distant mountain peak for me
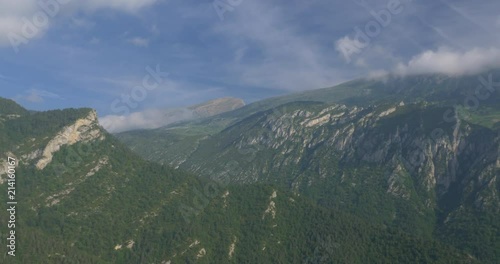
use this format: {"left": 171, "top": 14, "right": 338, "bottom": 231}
{"left": 189, "top": 97, "right": 245, "bottom": 118}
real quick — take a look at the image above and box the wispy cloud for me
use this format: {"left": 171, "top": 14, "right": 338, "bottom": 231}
{"left": 127, "top": 37, "right": 149, "bottom": 47}
{"left": 100, "top": 108, "right": 194, "bottom": 133}
{"left": 212, "top": 1, "right": 342, "bottom": 91}
{"left": 82, "top": 0, "right": 158, "bottom": 13}
{"left": 0, "top": 0, "right": 159, "bottom": 46}
{"left": 2, "top": 0, "right": 500, "bottom": 116}
{"left": 16, "top": 89, "right": 63, "bottom": 103}
{"left": 335, "top": 36, "right": 367, "bottom": 63}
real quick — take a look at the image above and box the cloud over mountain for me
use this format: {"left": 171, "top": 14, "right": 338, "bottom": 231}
{"left": 395, "top": 47, "right": 500, "bottom": 75}
{"left": 100, "top": 108, "right": 194, "bottom": 133}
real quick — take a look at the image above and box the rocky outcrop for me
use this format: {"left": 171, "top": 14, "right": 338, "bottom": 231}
{"left": 263, "top": 190, "right": 277, "bottom": 220}
{"left": 228, "top": 236, "right": 237, "bottom": 259}
{"left": 46, "top": 187, "right": 75, "bottom": 207}
{"left": 196, "top": 248, "right": 206, "bottom": 259}
{"left": 304, "top": 114, "right": 331, "bottom": 127}
{"left": 36, "top": 110, "right": 104, "bottom": 170}
{"left": 85, "top": 156, "right": 109, "bottom": 177}
{"left": 378, "top": 107, "right": 396, "bottom": 117}
{"left": 387, "top": 165, "right": 411, "bottom": 199}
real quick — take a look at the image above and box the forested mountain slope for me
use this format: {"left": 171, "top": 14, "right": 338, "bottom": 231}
{"left": 118, "top": 71, "right": 500, "bottom": 262}
{"left": 0, "top": 99, "right": 477, "bottom": 263}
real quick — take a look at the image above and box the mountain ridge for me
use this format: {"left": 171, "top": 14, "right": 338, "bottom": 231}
{"left": 117, "top": 71, "right": 500, "bottom": 262}
{"left": 0, "top": 98, "right": 478, "bottom": 263}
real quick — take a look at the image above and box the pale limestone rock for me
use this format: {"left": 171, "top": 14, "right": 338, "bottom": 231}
{"left": 263, "top": 190, "right": 277, "bottom": 219}
{"left": 222, "top": 190, "right": 230, "bottom": 208}
{"left": 228, "top": 236, "right": 237, "bottom": 259}
{"left": 46, "top": 187, "right": 75, "bottom": 207}
{"left": 378, "top": 107, "right": 396, "bottom": 118}
{"left": 36, "top": 110, "right": 102, "bottom": 170}
{"left": 304, "top": 114, "right": 331, "bottom": 128}
{"left": 126, "top": 240, "right": 135, "bottom": 249}
{"left": 189, "top": 240, "right": 200, "bottom": 248}
{"left": 22, "top": 149, "right": 42, "bottom": 162}
{"left": 85, "top": 156, "right": 109, "bottom": 177}
{"left": 196, "top": 248, "right": 206, "bottom": 259}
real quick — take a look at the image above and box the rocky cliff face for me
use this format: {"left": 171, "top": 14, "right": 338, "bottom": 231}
{"left": 168, "top": 101, "right": 499, "bottom": 231}
{"left": 35, "top": 110, "right": 103, "bottom": 169}
{"left": 0, "top": 109, "right": 105, "bottom": 184}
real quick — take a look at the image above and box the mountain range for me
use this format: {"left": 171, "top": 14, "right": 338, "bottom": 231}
{"left": 0, "top": 70, "right": 498, "bottom": 263}
{"left": 118, "top": 71, "right": 500, "bottom": 262}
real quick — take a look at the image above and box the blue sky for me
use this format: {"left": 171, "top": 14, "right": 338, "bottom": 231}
{"left": 0, "top": 0, "right": 499, "bottom": 130}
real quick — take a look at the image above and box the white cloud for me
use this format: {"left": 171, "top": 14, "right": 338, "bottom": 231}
{"left": 213, "top": 1, "right": 342, "bottom": 91}
{"left": 100, "top": 108, "right": 194, "bottom": 133}
{"left": 395, "top": 47, "right": 500, "bottom": 75}
{"left": 16, "top": 88, "right": 62, "bottom": 103}
{"left": 127, "top": 37, "right": 149, "bottom": 47}
{"left": 25, "top": 91, "right": 44, "bottom": 103}
{"left": 0, "top": 0, "right": 157, "bottom": 46}
{"left": 0, "top": 12, "right": 49, "bottom": 47}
